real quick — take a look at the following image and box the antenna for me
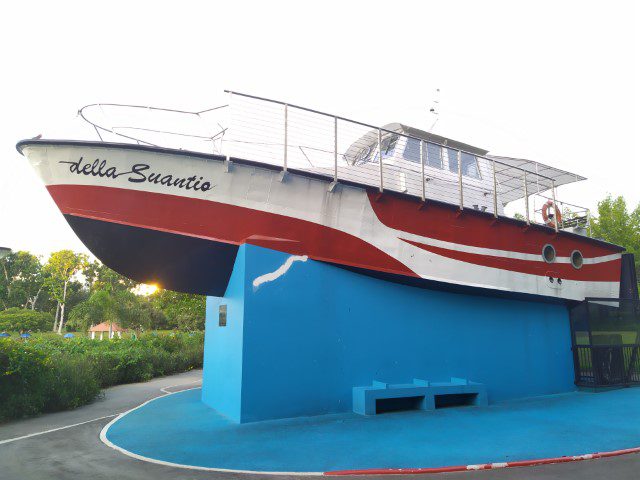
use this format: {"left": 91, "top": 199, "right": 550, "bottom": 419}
{"left": 428, "top": 88, "right": 440, "bottom": 132}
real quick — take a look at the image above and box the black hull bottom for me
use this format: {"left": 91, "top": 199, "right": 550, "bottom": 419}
{"left": 65, "top": 215, "right": 239, "bottom": 296}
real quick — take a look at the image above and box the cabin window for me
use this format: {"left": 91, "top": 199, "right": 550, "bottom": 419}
{"left": 461, "top": 152, "right": 481, "bottom": 179}
{"left": 447, "top": 148, "right": 459, "bottom": 173}
{"left": 372, "top": 134, "right": 398, "bottom": 163}
{"left": 448, "top": 149, "right": 481, "bottom": 179}
{"left": 403, "top": 138, "right": 421, "bottom": 163}
{"left": 426, "top": 143, "right": 443, "bottom": 169}
{"left": 352, "top": 144, "right": 375, "bottom": 165}
{"left": 402, "top": 139, "right": 443, "bottom": 169}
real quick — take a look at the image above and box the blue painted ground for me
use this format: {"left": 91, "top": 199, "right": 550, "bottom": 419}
{"left": 105, "top": 388, "right": 640, "bottom": 472}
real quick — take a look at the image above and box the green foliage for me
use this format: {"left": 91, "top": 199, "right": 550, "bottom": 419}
{"left": 0, "top": 332, "right": 204, "bottom": 422}
{"left": 0, "top": 340, "right": 51, "bottom": 419}
{"left": 0, "top": 308, "right": 54, "bottom": 332}
{"left": 84, "top": 261, "right": 138, "bottom": 293}
{"left": 591, "top": 195, "right": 640, "bottom": 279}
{"left": 68, "top": 289, "right": 168, "bottom": 332}
{"left": 0, "top": 251, "right": 45, "bottom": 310}
{"left": 151, "top": 290, "right": 205, "bottom": 330}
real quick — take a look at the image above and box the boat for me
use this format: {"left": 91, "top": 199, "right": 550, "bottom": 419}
{"left": 16, "top": 91, "right": 625, "bottom": 301}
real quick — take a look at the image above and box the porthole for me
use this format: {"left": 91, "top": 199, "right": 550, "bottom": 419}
{"left": 571, "top": 250, "right": 583, "bottom": 269}
{"left": 542, "top": 244, "right": 556, "bottom": 263}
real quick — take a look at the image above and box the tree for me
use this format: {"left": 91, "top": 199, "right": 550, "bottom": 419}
{"left": 150, "top": 290, "right": 206, "bottom": 330}
{"left": 84, "top": 261, "right": 138, "bottom": 293}
{"left": 0, "top": 251, "right": 45, "bottom": 310}
{"left": 43, "top": 250, "right": 88, "bottom": 333}
{"left": 67, "top": 289, "right": 118, "bottom": 332}
{"left": 591, "top": 195, "right": 640, "bottom": 283}
{"left": 68, "top": 289, "right": 167, "bottom": 332}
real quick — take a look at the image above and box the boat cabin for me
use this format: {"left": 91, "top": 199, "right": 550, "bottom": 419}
{"left": 343, "top": 122, "right": 588, "bottom": 230}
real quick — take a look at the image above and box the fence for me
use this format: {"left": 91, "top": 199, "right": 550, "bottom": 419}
{"left": 570, "top": 298, "right": 640, "bottom": 387}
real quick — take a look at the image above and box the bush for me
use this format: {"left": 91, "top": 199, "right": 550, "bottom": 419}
{"left": 0, "top": 331, "right": 204, "bottom": 422}
{"left": 0, "top": 340, "right": 50, "bottom": 420}
{"left": 0, "top": 308, "right": 54, "bottom": 332}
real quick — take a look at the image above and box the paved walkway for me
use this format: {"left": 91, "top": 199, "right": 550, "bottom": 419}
{"left": 104, "top": 387, "right": 640, "bottom": 474}
{"left": 1, "top": 370, "right": 639, "bottom": 479}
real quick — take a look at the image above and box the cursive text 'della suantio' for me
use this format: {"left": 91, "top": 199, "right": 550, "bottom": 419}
{"left": 59, "top": 157, "right": 214, "bottom": 192}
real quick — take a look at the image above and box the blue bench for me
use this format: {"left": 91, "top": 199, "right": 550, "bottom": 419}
{"left": 353, "top": 377, "right": 488, "bottom": 416}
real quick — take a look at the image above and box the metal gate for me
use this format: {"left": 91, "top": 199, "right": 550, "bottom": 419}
{"left": 570, "top": 298, "right": 640, "bottom": 388}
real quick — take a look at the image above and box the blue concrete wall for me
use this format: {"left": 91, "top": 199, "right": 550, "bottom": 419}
{"left": 202, "top": 244, "right": 575, "bottom": 423}
{"left": 201, "top": 247, "right": 246, "bottom": 421}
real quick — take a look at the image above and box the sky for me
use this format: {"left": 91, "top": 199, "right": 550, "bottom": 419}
{"left": 0, "top": 0, "right": 638, "bottom": 259}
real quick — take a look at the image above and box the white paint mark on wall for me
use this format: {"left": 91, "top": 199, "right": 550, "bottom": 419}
{"left": 252, "top": 255, "right": 308, "bottom": 290}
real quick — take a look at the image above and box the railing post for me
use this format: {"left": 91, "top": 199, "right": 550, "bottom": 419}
{"left": 492, "top": 158, "right": 498, "bottom": 218}
{"left": 224, "top": 91, "right": 232, "bottom": 161}
{"left": 283, "top": 104, "right": 288, "bottom": 173}
{"left": 523, "top": 171, "right": 530, "bottom": 225}
{"left": 333, "top": 116, "right": 338, "bottom": 183}
{"left": 457, "top": 150, "right": 463, "bottom": 210}
{"left": 551, "top": 180, "right": 559, "bottom": 232}
{"left": 420, "top": 140, "right": 425, "bottom": 201}
{"left": 378, "top": 128, "right": 383, "bottom": 193}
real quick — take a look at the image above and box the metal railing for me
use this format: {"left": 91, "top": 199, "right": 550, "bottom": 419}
{"left": 223, "top": 91, "right": 563, "bottom": 229}
{"left": 78, "top": 92, "right": 592, "bottom": 231}
{"left": 573, "top": 345, "right": 640, "bottom": 387}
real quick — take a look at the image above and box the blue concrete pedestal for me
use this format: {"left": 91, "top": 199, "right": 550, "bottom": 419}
{"left": 202, "top": 244, "right": 575, "bottom": 423}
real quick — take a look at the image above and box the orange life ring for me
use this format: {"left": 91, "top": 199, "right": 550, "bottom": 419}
{"left": 542, "top": 200, "right": 562, "bottom": 228}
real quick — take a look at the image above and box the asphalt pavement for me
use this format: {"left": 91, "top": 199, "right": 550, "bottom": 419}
{"left": 0, "top": 370, "right": 638, "bottom": 480}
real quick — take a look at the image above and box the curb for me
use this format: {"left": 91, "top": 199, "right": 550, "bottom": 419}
{"left": 324, "top": 448, "right": 640, "bottom": 475}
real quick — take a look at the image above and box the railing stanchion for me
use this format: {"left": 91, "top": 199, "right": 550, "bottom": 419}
{"left": 333, "top": 117, "right": 338, "bottom": 183}
{"left": 224, "top": 91, "right": 232, "bottom": 161}
{"left": 283, "top": 104, "right": 288, "bottom": 173}
{"left": 378, "top": 128, "right": 383, "bottom": 193}
{"left": 420, "top": 140, "right": 425, "bottom": 202}
{"left": 523, "top": 171, "right": 530, "bottom": 225}
{"left": 457, "top": 150, "right": 463, "bottom": 210}
{"left": 551, "top": 180, "right": 559, "bottom": 232}
{"left": 492, "top": 158, "right": 498, "bottom": 218}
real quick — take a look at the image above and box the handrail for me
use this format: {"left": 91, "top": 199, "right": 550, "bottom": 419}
{"left": 77, "top": 92, "right": 590, "bottom": 229}
{"left": 224, "top": 90, "right": 557, "bottom": 183}
{"left": 78, "top": 102, "right": 228, "bottom": 149}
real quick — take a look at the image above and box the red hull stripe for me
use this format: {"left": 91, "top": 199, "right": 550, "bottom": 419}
{"left": 402, "top": 238, "right": 621, "bottom": 282}
{"left": 367, "top": 192, "right": 622, "bottom": 258}
{"left": 47, "top": 184, "right": 418, "bottom": 279}
{"left": 323, "top": 447, "right": 640, "bottom": 475}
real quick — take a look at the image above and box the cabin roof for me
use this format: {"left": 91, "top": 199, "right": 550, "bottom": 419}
{"left": 383, "top": 123, "right": 489, "bottom": 156}
{"left": 487, "top": 155, "right": 587, "bottom": 204}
